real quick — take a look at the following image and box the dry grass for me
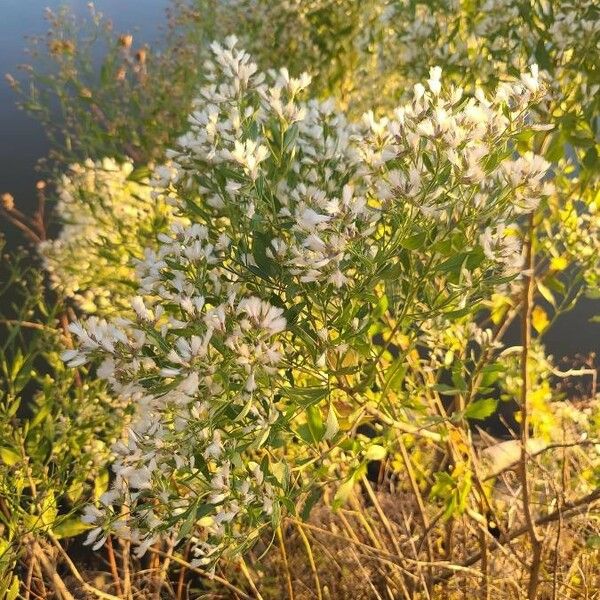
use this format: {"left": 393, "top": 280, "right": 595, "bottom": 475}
{"left": 14, "top": 443, "right": 600, "bottom": 600}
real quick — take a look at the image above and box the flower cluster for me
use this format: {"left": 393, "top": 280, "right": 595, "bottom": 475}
{"left": 64, "top": 39, "right": 550, "bottom": 563}
{"left": 376, "top": 0, "right": 600, "bottom": 108}
{"left": 40, "top": 158, "right": 179, "bottom": 315}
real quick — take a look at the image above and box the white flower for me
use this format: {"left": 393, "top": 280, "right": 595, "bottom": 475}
{"left": 427, "top": 66, "right": 442, "bottom": 95}
{"left": 237, "top": 297, "right": 287, "bottom": 334}
{"left": 132, "top": 296, "right": 153, "bottom": 321}
{"left": 179, "top": 371, "right": 200, "bottom": 395}
{"left": 227, "top": 140, "right": 269, "bottom": 180}
{"left": 297, "top": 208, "right": 332, "bottom": 230}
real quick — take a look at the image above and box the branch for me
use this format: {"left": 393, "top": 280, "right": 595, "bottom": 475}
{"left": 365, "top": 404, "right": 443, "bottom": 443}
{"left": 519, "top": 211, "right": 543, "bottom": 599}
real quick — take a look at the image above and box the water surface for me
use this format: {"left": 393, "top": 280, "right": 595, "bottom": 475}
{"left": 0, "top": 0, "right": 169, "bottom": 244}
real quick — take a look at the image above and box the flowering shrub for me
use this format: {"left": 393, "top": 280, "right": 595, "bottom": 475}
{"left": 62, "top": 38, "right": 554, "bottom": 565}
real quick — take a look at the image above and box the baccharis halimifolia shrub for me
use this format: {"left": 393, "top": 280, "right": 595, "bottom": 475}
{"left": 63, "top": 37, "right": 551, "bottom": 566}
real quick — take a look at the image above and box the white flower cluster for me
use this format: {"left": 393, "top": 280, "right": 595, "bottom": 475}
{"left": 68, "top": 285, "right": 286, "bottom": 561}
{"left": 64, "top": 39, "right": 550, "bottom": 563}
{"left": 379, "top": 0, "right": 599, "bottom": 96}
{"left": 40, "top": 158, "right": 180, "bottom": 315}
{"left": 169, "top": 39, "right": 549, "bottom": 287}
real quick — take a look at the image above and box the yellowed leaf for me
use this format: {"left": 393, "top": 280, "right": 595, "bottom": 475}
{"left": 550, "top": 256, "right": 568, "bottom": 271}
{"left": 532, "top": 305, "right": 550, "bottom": 333}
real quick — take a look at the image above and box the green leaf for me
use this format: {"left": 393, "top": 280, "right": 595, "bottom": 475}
{"left": 177, "top": 503, "right": 211, "bottom": 542}
{"left": 300, "top": 487, "right": 323, "bottom": 521}
{"left": 323, "top": 405, "right": 339, "bottom": 441}
{"left": 429, "top": 471, "right": 454, "bottom": 501}
{"left": 94, "top": 469, "right": 110, "bottom": 500}
{"left": 400, "top": 231, "right": 426, "bottom": 250}
{"left": 0, "top": 447, "right": 21, "bottom": 466}
{"left": 127, "top": 166, "right": 151, "bottom": 182}
{"left": 583, "top": 147, "right": 598, "bottom": 171}
{"left": 382, "top": 359, "right": 407, "bottom": 396}
{"left": 283, "top": 124, "right": 299, "bottom": 153}
{"left": 282, "top": 385, "right": 329, "bottom": 407}
{"left": 39, "top": 491, "right": 58, "bottom": 528}
{"left": 432, "top": 383, "right": 465, "bottom": 395}
{"left": 332, "top": 476, "right": 355, "bottom": 510}
{"left": 306, "top": 405, "right": 325, "bottom": 443}
{"left": 537, "top": 280, "right": 556, "bottom": 307}
{"left": 586, "top": 535, "right": 600, "bottom": 549}
{"left": 437, "top": 252, "right": 468, "bottom": 275}
{"left": 6, "top": 576, "right": 19, "bottom": 600}
{"left": 53, "top": 516, "right": 91, "bottom": 539}
{"left": 29, "top": 404, "right": 51, "bottom": 429}
{"left": 365, "top": 444, "right": 387, "bottom": 461}
{"left": 464, "top": 398, "right": 498, "bottom": 420}
{"left": 251, "top": 231, "right": 275, "bottom": 279}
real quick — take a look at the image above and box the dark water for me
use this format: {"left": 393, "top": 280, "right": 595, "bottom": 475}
{"left": 0, "top": 0, "right": 170, "bottom": 245}
{"left": 0, "top": 1, "right": 598, "bottom": 362}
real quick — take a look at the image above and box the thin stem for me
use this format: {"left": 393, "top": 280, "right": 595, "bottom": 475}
{"left": 478, "top": 525, "right": 489, "bottom": 600}
{"left": 49, "top": 534, "right": 121, "bottom": 600}
{"left": 519, "top": 211, "right": 543, "bottom": 600}
{"left": 119, "top": 536, "right": 132, "bottom": 600}
{"left": 105, "top": 536, "right": 123, "bottom": 598}
{"left": 30, "top": 540, "right": 76, "bottom": 600}
{"left": 24, "top": 553, "right": 35, "bottom": 600}
{"left": 238, "top": 556, "right": 264, "bottom": 600}
{"left": 175, "top": 542, "right": 191, "bottom": 600}
{"left": 433, "top": 488, "right": 600, "bottom": 585}
{"left": 149, "top": 546, "right": 253, "bottom": 599}
{"left": 294, "top": 521, "right": 323, "bottom": 600}
{"left": 364, "top": 404, "right": 443, "bottom": 443}
{"left": 276, "top": 525, "right": 295, "bottom": 600}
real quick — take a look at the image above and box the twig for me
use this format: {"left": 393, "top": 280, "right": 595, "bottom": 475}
{"left": 119, "top": 536, "right": 132, "bottom": 600}
{"left": 175, "top": 542, "right": 191, "bottom": 600}
{"left": 396, "top": 436, "right": 435, "bottom": 586}
{"left": 293, "top": 522, "right": 323, "bottom": 600}
{"left": 149, "top": 547, "right": 253, "bottom": 600}
{"left": 0, "top": 318, "right": 55, "bottom": 332}
{"left": 433, "top": 488, "right": 600, "bottom": 584}
{"left": 238, "top": 556, "right": 264, "bottom": 600}
{"left": 276, "top": 525, "right": 295, "bottom": 600}
{"left": 30, "top": 539, "right": 76, "bottom": 600}
{"left": 48, "top": 534, "right": 121, "bottom": 600}
{"left": 155, "top": 538, "right": 175, "bottom": 599}
{"left": 478, "top": 525, "right": 489, "bottom": 600}
{"left": 106, "top": 535, "right": 123, "bottom": 597}
{"left": 34, "top": 181, "right": 47, "bottom": 241}
{"left": 519, "top": 211, "right": 543, "bottom": 600}
{"left": 348, "top": 546, "right": 385, "bottom": 600}
{"left": 24, "top": 553, "right": 35, "bottom": 600}
{"left": 0, "top": 206, "right": 42, "bottom": 244}
{"left": 32, "top": 556, "right": 47, "bottom": 598}
{"left": 365, "top": 404, "right": 443, "bottom": 442}
{"left": 290, "top": 518, "right": 482, "bottom": 576}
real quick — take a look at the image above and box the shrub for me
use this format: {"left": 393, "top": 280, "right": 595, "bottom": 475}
{"left": 64, "top": 38, "right": 550, "bottom": 567}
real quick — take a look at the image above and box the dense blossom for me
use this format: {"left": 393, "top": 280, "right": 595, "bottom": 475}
{"left": 40, "top": 158, "right": 180, "bottom": 315}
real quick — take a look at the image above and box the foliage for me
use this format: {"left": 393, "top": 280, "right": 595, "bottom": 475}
{"left": 39, "top": 157, "right": 180, "bottom": 315}
{"left": 1, "top": 1, "right": 599, "bottom": 598}
{"left": 0, "top": 240, "right": 129, "bottom": 591}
